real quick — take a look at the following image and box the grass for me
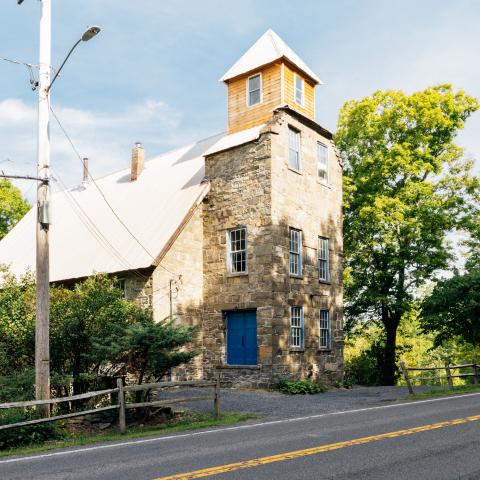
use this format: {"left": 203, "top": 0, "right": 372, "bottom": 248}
{"left": 405, "top": 383, "right": 480, "bottom": 400}
{"left": 0, "top": 412, "right": 257, "bottom": 458}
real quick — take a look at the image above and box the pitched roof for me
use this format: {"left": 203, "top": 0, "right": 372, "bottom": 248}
{"left": 220, "top": 29, "right": 322, "bottom": 84}
{"left": 0, "top": 125, "right": 264, "bottom": 283}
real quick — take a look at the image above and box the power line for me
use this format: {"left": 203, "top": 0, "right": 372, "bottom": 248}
{"left": 0, "top": 56, "right": 39, "bottom": 90}
{"left": 50, "top": 166, "right": 149, "bottom": 281}
{"left": 0, "top": 55, "right": 36, "bottom": 68}
{"left": 49, "top": 105, "right": 179, "bottom": 278}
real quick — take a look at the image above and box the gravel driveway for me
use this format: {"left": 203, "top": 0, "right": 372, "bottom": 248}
{"left": 156, "top": 385, "right": 437, "bottom": 420}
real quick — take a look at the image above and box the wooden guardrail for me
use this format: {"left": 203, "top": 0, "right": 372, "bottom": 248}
{"left": 0, "top": 376, "right": 221, "bottom": 434}
{"left": 400, "top": 361, "right": 479, "bottom": 395}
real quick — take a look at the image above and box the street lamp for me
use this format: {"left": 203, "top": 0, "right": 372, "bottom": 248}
{"left": 48, "top": 25, "right": 101, "bottom": 93}
{"left": 18, "top": 0, "right": 101, "bottom": 415}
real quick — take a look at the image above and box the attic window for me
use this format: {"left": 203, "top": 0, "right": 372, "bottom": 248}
{"left": 247, "top": 73, "right": 262, "bottom": 106}
{"left": 294, "top": 73, "right": 304, "bottom": 106}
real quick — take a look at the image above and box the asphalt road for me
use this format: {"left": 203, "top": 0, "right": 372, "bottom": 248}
{"left": 1, "top": 392, "right": 480, "bottom": 480}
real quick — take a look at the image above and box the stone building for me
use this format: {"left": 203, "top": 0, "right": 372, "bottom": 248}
{"left": 0, "top": 30, "right": 343, "bottom": 387}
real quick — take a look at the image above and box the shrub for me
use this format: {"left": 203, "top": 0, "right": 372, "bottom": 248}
{"left": 0, "top": 409, "right": 64, "bottom": 450}
{"left": 278, "top": 379, "right": 326, "bottom": 395}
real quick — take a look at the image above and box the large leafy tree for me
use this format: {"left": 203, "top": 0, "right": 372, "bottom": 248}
{"left": 336, "top": 84, "right": 479, "bottom": 385}
{"left": 420, "top": 269, "right": 480, "bottom": 348}
{"left": 0, "top": 179, "right": 30, "bottom": 240}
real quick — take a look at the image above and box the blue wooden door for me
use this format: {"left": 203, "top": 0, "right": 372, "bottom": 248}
{"left": 227, "top": 311, "right": 257, "bottom": 365}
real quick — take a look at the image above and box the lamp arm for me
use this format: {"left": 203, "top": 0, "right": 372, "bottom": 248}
{"left": 46, "top": 37, "right": 82, "bottom": 93}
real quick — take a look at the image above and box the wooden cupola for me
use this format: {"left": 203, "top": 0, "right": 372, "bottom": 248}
{"left": 220, "top": 29, "right": 322, "bottom": 134}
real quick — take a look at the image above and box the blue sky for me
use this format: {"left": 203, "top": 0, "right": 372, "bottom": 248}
{"left": 1, "top": 0, "right": 479, "bottom": 200}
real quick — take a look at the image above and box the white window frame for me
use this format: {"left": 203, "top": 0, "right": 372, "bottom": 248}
{"left": 318, "top": 237, "right": 330, "bottom": 282}
{"left": 289, "top": 228, "right": 303, "bottom": 277}
{"left": 317, "top": 142, "right": 329, "bottom": 184}
{"left": 290, "top": 306, "right": 304, "bottom": 349}
{"left": 294, "top": 73, "right": 304, "bottom": 106}
{"left": 246, "top": 73, "right": 262, "bottom": 107}
{"left": 288, "top": 126, "right": 301, "bottom": 172}
{"left": 227, "top": 227, "right": 247, "bottom": 274}
{"left": 319, "top": 309, "right": 331, "bottom": 349}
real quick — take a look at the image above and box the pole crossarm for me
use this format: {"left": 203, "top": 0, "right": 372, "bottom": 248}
{"left": 0, "top": 173, "right": 49, "bottom": 182}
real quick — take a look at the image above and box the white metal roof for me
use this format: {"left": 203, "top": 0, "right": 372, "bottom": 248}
{"left": 0, "top": 125, "right": 263, "bottom": 283}
{"left": 220, "top": 29, "right": 322, "bottom": 84}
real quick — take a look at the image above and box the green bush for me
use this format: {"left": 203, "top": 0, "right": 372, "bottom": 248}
{"left": 278, "top": 379, "right": 326, "bottom": 395}
{"left": 0, "top": 371, "right": 64, "bottom": 450}
{"left": 0, "top": 409, "right": 64, "bottom": 450}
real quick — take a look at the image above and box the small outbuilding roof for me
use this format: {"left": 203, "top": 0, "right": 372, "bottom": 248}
{"left": 220, "top": 29, "right": 322, "bottom": 84}
{"left": 0, "top": 125, "right": 264, "bottom": 283}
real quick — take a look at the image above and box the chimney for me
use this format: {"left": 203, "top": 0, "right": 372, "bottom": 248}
{"left": 131, "top": 142, "right": 144, "bottom": 181}
{"left": 82, "top": 157, "right": 90, "bottom": 185}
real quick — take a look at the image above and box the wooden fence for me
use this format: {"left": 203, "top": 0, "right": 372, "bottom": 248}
{"left": 400, "top": 361, "right": 479, "bottom": 395}
{"left": 0, "top": 376, "right": 221, "bottom": 434}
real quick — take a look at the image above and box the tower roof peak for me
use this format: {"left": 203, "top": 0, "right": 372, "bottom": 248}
{"left": 220, "top": 29, "right": 322, "bottom": 84}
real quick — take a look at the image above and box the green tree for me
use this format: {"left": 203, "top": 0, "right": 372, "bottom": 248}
{"left": 0, "top": 272, "right": 198, "bottom": 397}
{"left": 93, "top": 314, "right": 198, "bottom": 386}
{"left": 336, "top": 84, "right": 479, "bottom": 385}
{"left": 420, "top": 269, "right": 480, "bottom": 348}
{"left": 0, "top": 179, "right": 30, "bottom": 240}
{"left": 0, "top": 269, "right": 35, "bottom": 375}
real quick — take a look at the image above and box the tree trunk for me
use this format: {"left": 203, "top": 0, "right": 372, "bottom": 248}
{"left": 381, "top": 320, "right": 399, "bottom": 386}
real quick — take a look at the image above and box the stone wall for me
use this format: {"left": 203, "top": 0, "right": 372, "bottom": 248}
{"left": 270, "top": 110, "right": 344, "bottom": 385}
{"left": 202, "top": 133, "right": 275, "bottom": 385}
{"left": 122, "top": 207, "right": 204, "bottom": 381}
{"left": 152, "top": 206, "right": 205, "bottom": 380}
{"left": 202, "top": 108, "right": 343, "bottom": 387}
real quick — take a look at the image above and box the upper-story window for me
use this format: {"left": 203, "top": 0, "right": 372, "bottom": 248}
{"left": 294, "top": 73, "right": 304, "bottom": 106}
{"left": 228, "top": 227, "right": 247, "bottom": 273}
{"left": 288, "top": 127, "right": 301, "bottom": 171}
{"left": 247, "top": 73, "right": 262, "bottom": 106}
{"left": 318, "top": 237, "right": 330, "bottom": 282}
{"left": 290, "top": 306, "right": 304, "bottom": 349}
{"left": 317, "top": 142, "right": 329, "bottom": 183}
{"left": 289, "top": 228, "right": 303, "bottom": 277}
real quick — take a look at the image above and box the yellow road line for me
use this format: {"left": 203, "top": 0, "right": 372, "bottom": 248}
{"left": 154, "top": 413, "right": 480, "bottom": 480}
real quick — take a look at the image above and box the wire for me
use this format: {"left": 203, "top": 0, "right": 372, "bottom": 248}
{"left": 50, "top": 166, "right": 149, "bottom": 281}
{"left": 0, "top": 56, "right": 39, "bottom": 90}
{"left": 0, "top": 56, "right": 36, "bottom": 68}
{"left": 49, "top": 105, "right": 180, "bottom": 279}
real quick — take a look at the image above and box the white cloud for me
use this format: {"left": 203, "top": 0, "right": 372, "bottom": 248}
{"left": 0, "top": 97, "right": 205, "bottom": 202}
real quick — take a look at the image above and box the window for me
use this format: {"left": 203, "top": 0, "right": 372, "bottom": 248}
{"left": 288, "top": 127, "right": 301, "bottom": 171}
{"left": 317, "top": 142, "right": 329, "bottom": 183}
{"left": 319, "top": 310, "right": 331, "bottom": 349}
{"left": 247, "top": 73, "right": 262, "bottom": 106}
{"left": 294, "top": 74, "right": 304, "bottom": 105}
{"left": 290, "top": 306, "right": 304, "bottom": 348}
{"left": 289, "top": 228, "right": 302, "bottom": 276}
{"left": 318, "top": 237, "right": 330, "bottom": 282}
{"left": 228, "top": 227, "right": 247, "bottom": 273}
{"left": 117, "top": 278, "right": 126, "bottom": 298}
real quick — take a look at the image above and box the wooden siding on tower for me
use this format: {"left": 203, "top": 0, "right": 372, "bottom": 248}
{"left": 283, "top": 63, "right": 315, "bottom": 120}
{"left": 227, "top": 62, "right": 282, "bottom": 134}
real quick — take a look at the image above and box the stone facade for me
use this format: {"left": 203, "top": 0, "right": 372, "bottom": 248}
{"left": 122, "top": 108, "right": 343, "bottom": 388}
{"left": 201, "top": 108, "right": 343, "bottom": 387}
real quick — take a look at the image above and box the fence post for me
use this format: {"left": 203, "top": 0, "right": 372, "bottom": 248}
{"left": 117, "top": 378, "right": 126, "bottom": 434}
{"left": 400, "top": 362, "right": 414, "bottom": 395}
{"left": 214, "top": 374, "right": 221, "bottom": 420}
{"left": 473, "top": 362, "right": 479, "bottom": 385}
{"left": 445, "top": 361, "right": 454, "bottom": 390}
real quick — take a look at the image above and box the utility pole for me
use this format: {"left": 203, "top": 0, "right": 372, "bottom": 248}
{"left": 36, "top": 0, "right": 52, "bottom": 415}
{"left": 15, "top": 1, "right": 100, "bottom": 415}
